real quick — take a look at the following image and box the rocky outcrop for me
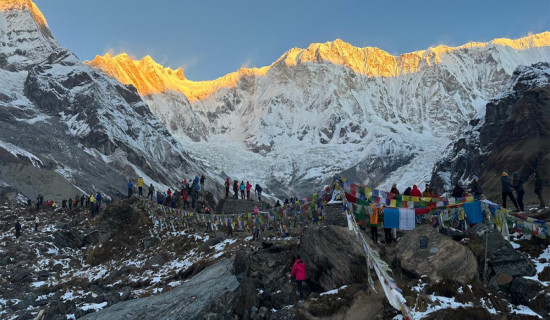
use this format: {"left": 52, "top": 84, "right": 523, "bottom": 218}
{"left": 397, "top": 225, "right": 478, "bottom": 284}
{"left": 466, "top": 224, "right": 536, "bottom": 278}
{"left": 431, "top": 63, "right": 550, "bottom": 202}
{"left": 80, "top": 258, "right": 240, "bottom": 320}
{"left": 298, "top": 225, "right": 367, "bottom": 291}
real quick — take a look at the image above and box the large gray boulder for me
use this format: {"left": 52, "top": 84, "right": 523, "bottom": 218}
{"left": 80, "top": 258, "right": 240, "bottom": 320}
{"left": 466, "top": 224, "right": 536, "bottom": 277}
{"left": 397, "top": 225, "right": 478, "bottom": 284}
{"left": 298, "top": 225, "right": 367, "bottom": 291}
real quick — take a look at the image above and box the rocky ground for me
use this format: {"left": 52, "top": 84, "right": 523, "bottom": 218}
{"left": 0, "top": 198, "right": 549, "bottom": 319}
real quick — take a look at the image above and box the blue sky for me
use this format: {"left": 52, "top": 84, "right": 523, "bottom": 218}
{"left": 35, "top": 0, "right": 549, "bottom": 81}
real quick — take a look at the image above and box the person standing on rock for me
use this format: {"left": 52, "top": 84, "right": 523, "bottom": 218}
{"left": 451, "top": 183, "right": 465, "bottom": 198}
{"left": 34, "top": 216, "right": 39, "bottom": 232}
{"left": 534, "top": 171, "right": 546, "bottom": 209}
{"left": 233, "top": 180, "right": 239, "bottom": 199}
{"left": 511, "top": 172, "right": 525, "bottom": 211}
{"left": 127, "top": 180, "right": 133, "bottom": 199}
{"left": 291, "top": 255, "right": 306, "bottom": 302}
{"left": 200, "top": 175, "right": 205, "bottom": 191}
{"left": 410, "top": 185, "right": 421, "bottom": 197}
{"left": 246, "top": 181, "right": 252, "bottom": 200}
{"left": 224, "top": 178, "right": 230, "bottom": 199}
{"left": 138, "top": 177, "right": 144, "bottom": 197}
{"left": 255, "top": 184, "right": 263, "bottom": 202}
{"left": 403, "top": 187, "right": 412, "bottom": 196}
{"left": 15, "top": 220, "right": 21, "bottom": 238}
{"left": 501, "top": 171, "right": 519, "bottom": 211}
{"left": 148, "top": 183, "right": 155, "bottom": 201}
{"left": 240, "top": 181, "right": 246, "bottom": 200}
{"left": 390, "top": 183, "right": 400, "bottom": 195}
{"left": 469, "top": 175, "right": 483, "bottom": 199}
{"left": 182, "top": 189, "right": 189, "bottom": 209}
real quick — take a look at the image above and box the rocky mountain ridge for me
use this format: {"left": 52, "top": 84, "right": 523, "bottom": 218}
{"left": 88, "top": 33, "right": 550, "bottom": 197}
{"left": 0, "top": 0, "right": 214, "bottom": 201}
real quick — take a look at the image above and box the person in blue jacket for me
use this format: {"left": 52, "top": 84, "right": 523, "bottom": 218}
{"left": 127, "top": 180, "right": 133, "bottom": 199}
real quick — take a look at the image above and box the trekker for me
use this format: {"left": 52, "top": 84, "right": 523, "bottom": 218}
{"left": 182, "top": 189, "right": 189, "bottom": 209}
{"left": 233, "top": 180, "right": 239, "bottom": 199}
{"left": 246, "top": 181, "right": 252, "bottom": 200}
{"left": 15, "top": 220, "right": 21, "bottom": 238}
{"left": 511, "top": 172, "right": 525, "bottom": 211}
{"left": 501, "top": 171, "right": 519, "bottom": 210}
{"left": 410, "top": 185, "right": 421, "bottom": 197}
{"left": 127, "top": 180, "right": 133, "bottom": 198}
{"left": 34, "top": 216, "right": 39, "bottom": 231}
{"left": 200, "top": 175, "right": 205, "bottom": 191}
{"left": 227, "top": 224, "right": 233, "bottom": 237}
{"left": 422, "top": 184, "right": 434, "bottom": 197}
{"left": 451, "top": 183, "right": 465, "bottom": 198}
{"left": 534, "top": 171, "right": 546, "bottom": 209}
{"left": 138, "top": 177, "right": 144, "bottom": 197}
{"left": 469, "top": 175, "right": 483, "bottom": 199}
{"left": 390, "top": 183, "right": 400, "bottom": 195}
{"left": 36, "top": 195, "right": 41, "bottom": 211}
{"left": 225, "top": 178, "right": 230, "bottom": 199}
{"left": 291, "top": 255, "right": 306, "bottom": 302}
{"left": 255, "top": 184, "right": 263, "bottom": 202}
{"left": 68, "top": 198, "right": 72, "bottom": 209}
{"left": 62, "top": 199, "right": 67, "bottom": 208}
{"left": 403, "top": 187, "right": 412, "bottom": 196}
{"left": 275, "top": 200, "right": 281, "bottom": 207}
{"left": 80, "top": 195, "right": 85, "bottom": 207}
{"left": 148, "top": 183, "right": 155, "bottom": 201}
{"left": 240, "top": 181, "right": 245, "bottom": 200}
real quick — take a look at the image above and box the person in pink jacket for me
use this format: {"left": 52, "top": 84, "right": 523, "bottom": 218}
{"left": 246, "top": 181, "right": 252, "bottom": 200}
{"left": 291, "top": 255, "right": 306, "bottom": 302}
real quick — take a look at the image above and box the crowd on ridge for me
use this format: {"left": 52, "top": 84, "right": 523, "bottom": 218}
{"left": 9, "top": 169, "right": 547, "bottom": 241}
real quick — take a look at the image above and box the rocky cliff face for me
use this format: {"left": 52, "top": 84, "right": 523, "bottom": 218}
{"left": 430, "top": 62, "right": 550, "bottom": 201}
{"left": 0, "top": 1, "right": 212, "bottom": 200}
{"left": 88, "top": 33, "right": 550, "bottom": 197}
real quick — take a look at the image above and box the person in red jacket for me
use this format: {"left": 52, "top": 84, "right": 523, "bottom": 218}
{"left": 246, "top": 181, "right": 252, "bottom": 200}
{"left": 291, "top": 255, "right": 306, "bottom": 302}
{"left": 410, "top": 185, "right": 422, "bottom": 197}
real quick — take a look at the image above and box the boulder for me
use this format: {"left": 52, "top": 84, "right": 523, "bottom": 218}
{"left": 298, "top": 225, "right": 367, "bottom": 291}
{"left": 466, "top": 224, "right": 536, "bottom": 277}
{"left": 509, "top": 277, "right": 543, "bottom": 305}
{"left": 83, "top": 230, "right": 100, "bottom": 246}
{"left": 53, "top": 229, "right": 84, "bottom": 249}
{"left": 10, "top": 267, "right": 31, "bottom": 283}
{"left": 397, "top": 225, "right": 478, "bottom": 284}
{"left": 80, "top": 258, "right": 240, "bottom": 320}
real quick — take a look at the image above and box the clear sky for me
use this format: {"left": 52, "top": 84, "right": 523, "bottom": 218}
{"left": 34, "top": 0, "right": 549, "bottom": 81}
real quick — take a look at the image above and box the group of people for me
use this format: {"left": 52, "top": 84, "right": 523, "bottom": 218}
{"left": 129, "top": 175, "right": 211, "bottom": 214}
{"left": 500, "top": 170, "right": 545, "bottom": 211}
{"left": 224, "top": 178, "right": 263, "bottom": 202}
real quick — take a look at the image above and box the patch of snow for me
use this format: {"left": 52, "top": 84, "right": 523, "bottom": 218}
{"left": 509, "top": 304, "right": 543, "bottom": 318}
{"left": 320, "top": 285, "right": 347, "bottom": 296}
{"left": 79, "top": 302, "right": 108, "bottom": 311}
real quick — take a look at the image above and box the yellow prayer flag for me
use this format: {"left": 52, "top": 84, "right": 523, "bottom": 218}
{"left": 365, "top": 187, "right": 372, "bottom": 198}
{"left": 412, "top": 196, "right": 420, "bottom": 202}
{"left": 403, "top": 195, "right": 410, "bottom": 201}
{"left": 390, "top": 199, "right": 397, "bottom": 207}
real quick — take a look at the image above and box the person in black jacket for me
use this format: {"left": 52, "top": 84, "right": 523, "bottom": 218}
{"left": 469, "top": 175, "right": 483, "bottom": 199}
{"left": 15, "top": 220, "right": 21, "bottom": 238}
{"left": 451, "top": 183, "right": 465, "bottom": 198}
{"left": 511, "top": 172, "right": 525, "bottom": 211}
{"left": 501, "top": 171, "right": 519, "bottom": 211}
{"left": 534, "top": 171, "right": 546, "bottom": 209}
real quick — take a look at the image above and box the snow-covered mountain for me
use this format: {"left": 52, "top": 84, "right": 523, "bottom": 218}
{"left": 0, "top": 0, "right": 212, "bottom": 200}
{"left": 87, "top": 33, "right": 550, "bottom": 197}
